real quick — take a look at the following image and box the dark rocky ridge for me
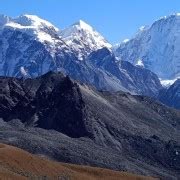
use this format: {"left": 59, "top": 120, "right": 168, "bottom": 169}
{"left": 0, "top": 72, "right": 90, "bottom": 138}
{"left": 0, "top": 72, "right": 180, "bottom": 179}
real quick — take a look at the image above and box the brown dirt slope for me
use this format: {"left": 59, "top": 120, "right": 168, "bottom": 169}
{"left": 0, "top": 143, "right": 157, "bottom": 180}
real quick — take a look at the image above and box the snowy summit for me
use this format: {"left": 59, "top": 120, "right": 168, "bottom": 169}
{"left": 0, "top": 14, "right": 59, "bottom": 43}
{"left": 60, "top": 20, "right": 112, "bottom": 60}
{"left": 114, "top": 13, "right": 180, "bottom": 80}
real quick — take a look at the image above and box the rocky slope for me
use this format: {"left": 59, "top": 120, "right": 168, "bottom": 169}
{"left": 87, "top": 48, "right": 162, "bottom": 96}
{"left": 114, "top": 13, "right": 180, "bottom": 81}
{"left": 0, "top": 72, "right": 179, "bottom": 179}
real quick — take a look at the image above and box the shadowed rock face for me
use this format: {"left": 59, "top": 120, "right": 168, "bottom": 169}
{"left": 0, "top": 72, "right": 180, "bottom": 179}
{"left": 87, "top": 48, "right": 163, "bottom": 97}
{"left": 0, "top": 72, "right": 89, "bottom": 138}
{"left": 158, "top": 79, "right": 180, "bottom": 110}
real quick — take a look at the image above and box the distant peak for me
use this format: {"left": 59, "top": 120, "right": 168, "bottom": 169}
{"left": 123, "top": 39, "right": 130, "bottom": 43}
{"left": 72, "top": 20, "right": 93, "bottom": 31}
{"left": 75, "top": 19, "right": 89, "bottom": 25}
{"left": 0, "top": 14, "right": 59, "bottom": 32}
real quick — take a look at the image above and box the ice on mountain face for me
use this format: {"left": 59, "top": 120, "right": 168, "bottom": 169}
{"left": 35, "top": 31, "right": 55, "bottom": 43}
{"left": 114, "top": 13, "right": 180, "bottom": 80}
{"left": 123, "top": 39, "right": 130, "bottom": 43}
{"left": 135, "top": 59, "right": 144, "bottom": 67}
{"left": 20, "top": 66, "right": 28, "bottom": 76}
{"left": 139, "top": 26, "right": 146, "bottom": 31}
{"left": 160, "top": 78, "right": 179, "bottom": 88}
{"left": 136, "top": 26, "right": 149, "bottom": 35}
{"left": 60, "top": 20, "right": 112, "bottom": 60}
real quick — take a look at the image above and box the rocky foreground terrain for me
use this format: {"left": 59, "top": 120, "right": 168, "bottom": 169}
{"left": 0, "top": 72, "right": 179, "bottom": 179}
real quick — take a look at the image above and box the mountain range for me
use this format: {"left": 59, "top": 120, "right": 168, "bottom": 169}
{"left": 0, "top": 14, "right": 164, "bottom": 97}
{"left": 0, "top": 14, "right": 180, "bottom": 87}
{"left": 0, "top": 13, "right": 180, "bottom": 179}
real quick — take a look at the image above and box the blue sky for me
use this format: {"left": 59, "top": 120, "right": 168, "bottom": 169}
{"left": 0, "top": 0, "right": 180, "bottom": 43}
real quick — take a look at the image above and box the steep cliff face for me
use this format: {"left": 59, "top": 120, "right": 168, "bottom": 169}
{"left": 87, "top": 48, "right": 162, "bottom": 96}
{"left": 0, "top": 14, "right": 112, "bottom": 78}
{"left": 114, "top": 14, "right": 180, "bottom": 80}
{"left": 0, "top": 14, "right": 76, "bottom": 77}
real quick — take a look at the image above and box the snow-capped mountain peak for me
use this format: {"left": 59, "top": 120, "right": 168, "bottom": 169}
{"left": 60, "top": 19, "right": 112, "bottom": 60}
{"left": 73, "top": 19, "right": 93, "bottom": 31}
{"left": 114, "top": 13, "right": 180, "bottom": 80}
{"left": 13, "top": 14, "right": 59, "bottom": 31}
{"left": 0, "top": 14, "right": 60, "bottom": 44}
{"left": 0, "top": 14, "right": 69, "bottom": 77}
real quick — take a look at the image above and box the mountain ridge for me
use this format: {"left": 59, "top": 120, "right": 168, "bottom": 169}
{"left": 0, "top": 72, "right": 179, "bottom": 179}
{"left": 0, "top": 14, "right": 162, "bottom": 97}
{"left": 114, "top": 13, "right": 180, "bottom": 81}
{"left": 60, "top": 19, "right": 112, "bottom": 60}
